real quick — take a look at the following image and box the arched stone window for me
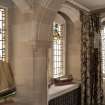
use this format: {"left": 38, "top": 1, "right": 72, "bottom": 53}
{"left": 47, "top": 14, "right": 66, "bottom": 82}
{"left": 52, "top": 22, "right": 65, "bottom": 78}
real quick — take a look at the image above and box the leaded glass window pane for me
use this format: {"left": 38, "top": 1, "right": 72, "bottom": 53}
{"left": 0, "top": 8, "right": 8, "bottom": 62}
{"left": 53, "top": 22, "right": 64, "bottom": 78}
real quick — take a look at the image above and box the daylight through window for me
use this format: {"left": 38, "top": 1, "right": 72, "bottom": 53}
{"left": 0, "top": 8, "right": 8, "bottom": 62}
{"left": 53, "top": 22, "right": 65, "bottom": 78}
{"left": 101, "top": 26, "right": 105, "bottom": 74}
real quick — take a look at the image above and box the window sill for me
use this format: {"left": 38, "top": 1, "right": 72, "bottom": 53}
{"left": 48, "top": 82, "right": 80, "bottom": 101}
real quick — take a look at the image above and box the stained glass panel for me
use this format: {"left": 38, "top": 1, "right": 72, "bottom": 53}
{"left": 53, "top": 22, "right": 64, "bottom": 78}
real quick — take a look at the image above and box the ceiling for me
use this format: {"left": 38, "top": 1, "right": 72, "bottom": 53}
{"left": 74, "top": 0, "right": 105, "bottom": 10}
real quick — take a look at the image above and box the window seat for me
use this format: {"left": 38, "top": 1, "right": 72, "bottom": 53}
{"left": 48, "top": 82, "right": 80, "bottom": 101}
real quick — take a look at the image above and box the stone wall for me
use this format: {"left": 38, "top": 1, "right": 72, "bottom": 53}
{"left": 0, "top": 0, "right": 81, "bottom": 105}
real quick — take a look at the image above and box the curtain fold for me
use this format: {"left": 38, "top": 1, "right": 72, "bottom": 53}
{"left": 80, "top": 11, "right": 103, "bottom": 105}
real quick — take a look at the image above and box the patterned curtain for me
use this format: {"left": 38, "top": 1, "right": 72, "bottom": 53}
{"left": 80, "top": 11, "right": 103, "bottom": 105}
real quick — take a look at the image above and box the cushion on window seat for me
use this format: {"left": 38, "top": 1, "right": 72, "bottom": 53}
{"left": 53, "top": 75, "right": 73, "bottom": 86}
